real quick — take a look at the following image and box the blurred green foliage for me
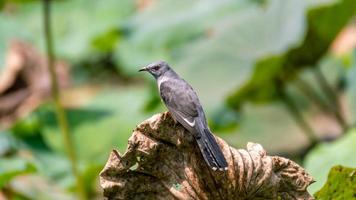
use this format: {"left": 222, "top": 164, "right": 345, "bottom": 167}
{"left": 0, "top": 157, "right": 36, "bottom": 188}
{"left": 305, "top": 128, "right": 356, "bottom": 193}
{"left": 227, "top": 0, "right": 356, "bottom": 107}
{"left": 0, "top": 0, "right": 134, "bottom": 67}
{"left": 117, "top": 0, "right": 308, "bottom": 114}
{"left": 0, "top": 0, "right": 355, "bottom": 199}
{"left": 40, "top": 87, "right": 152, "bottom": 161}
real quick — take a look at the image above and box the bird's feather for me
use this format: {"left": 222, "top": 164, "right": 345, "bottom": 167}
{"left": 160, "top": 80, "right": 198, "bottom": 129}
{"left": 159, "top": 80, "right": 228, "bottom": 170}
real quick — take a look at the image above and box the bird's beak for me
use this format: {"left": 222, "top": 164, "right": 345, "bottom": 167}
{"left": 138, "top": 67, "right": 148, "bottom": 72}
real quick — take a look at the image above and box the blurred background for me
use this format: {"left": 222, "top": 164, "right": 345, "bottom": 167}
{"left": 0, "top": 0, "right": 355, "bottom": 199}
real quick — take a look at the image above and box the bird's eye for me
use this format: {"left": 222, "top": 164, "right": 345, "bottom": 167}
{"left": 152, "top": 66, "right": 160, "bottom": 71}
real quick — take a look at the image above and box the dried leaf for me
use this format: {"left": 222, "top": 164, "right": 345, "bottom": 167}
{"left": 0, "top": 40, "right": 69, "bottom": 128}
{"left": 100, "top": 112, "right": 314, "bottom": 200}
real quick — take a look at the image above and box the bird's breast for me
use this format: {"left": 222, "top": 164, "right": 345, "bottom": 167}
{"left": 157, "top": 76, "right": 170, "bottom": 91}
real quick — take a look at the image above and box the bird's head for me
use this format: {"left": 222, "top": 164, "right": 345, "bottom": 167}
{"left": 139, "top": 61, "right": 170, "bottom": 78}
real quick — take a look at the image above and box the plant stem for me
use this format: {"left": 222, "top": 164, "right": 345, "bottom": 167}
{"left": 277, "top": 81, "right": 318, "bottom": 145}
{"left": 42, "top": 0, "right": 86, "bottom": 199}
{"left": 313, "top": 66, "right": 347, "bottom": 131}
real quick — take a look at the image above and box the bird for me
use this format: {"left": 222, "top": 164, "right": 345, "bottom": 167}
{"left": 139, "top": 61, "right": 228, "bottom": 171}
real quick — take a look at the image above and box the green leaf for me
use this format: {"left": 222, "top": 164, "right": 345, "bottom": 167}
{"left": 0, "top": 157, "right": 36, "bottom": 188}
{"left": 304, "top": 129, "right": 356, "bottom": 194}
{"left": 91, "top": 29, "right": 122, "bottom": 53}
{"left": 11, "top": 112, "right": 41, "bottom": 138}
{"left": 314, "top": 165, "right": 356, "bottom": 200}
{"left": 227, "top": 0, "right": 356, "bottom": 107}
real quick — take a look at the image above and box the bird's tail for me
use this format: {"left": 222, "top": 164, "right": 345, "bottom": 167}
{"left": 195, "top": 123, "right": 228, "bottom": 171}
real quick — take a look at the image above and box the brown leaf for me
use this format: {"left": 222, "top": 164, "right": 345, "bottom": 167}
{"left": 0, "top": 40, "right": 70, "bottom": 128}
{"left": 100, "top": 112, "right": 314, "bottom": 200}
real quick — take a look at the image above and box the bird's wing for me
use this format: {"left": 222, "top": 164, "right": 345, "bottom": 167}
{"left": 160, "top": 80, "right": 228, "bottom": 170}
{"left": 159, "top": 81, "right": 199, "bottom": 129}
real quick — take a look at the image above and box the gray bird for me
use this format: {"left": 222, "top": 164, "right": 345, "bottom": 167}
{"left": 139, "top": 61, "right": 228, "bottom": 171}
